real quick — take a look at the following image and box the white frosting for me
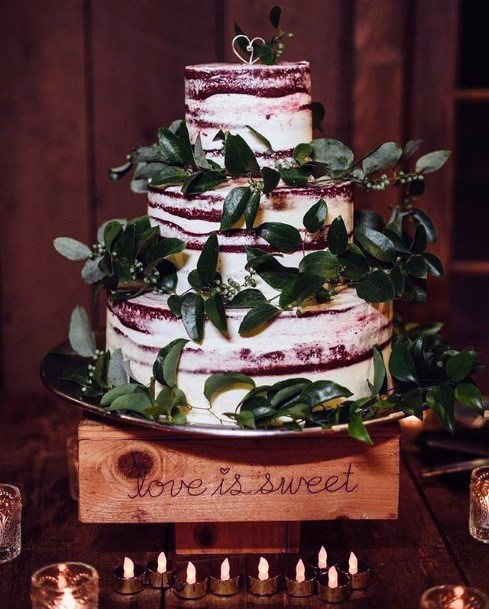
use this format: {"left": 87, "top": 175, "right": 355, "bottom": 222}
{"left": 106, "top": 289, "right": 393, "bottom": 426}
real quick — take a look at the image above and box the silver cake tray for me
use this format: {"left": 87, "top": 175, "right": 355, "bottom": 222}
{"left": 41, "top": 339, "right": 405, "bottom": 439}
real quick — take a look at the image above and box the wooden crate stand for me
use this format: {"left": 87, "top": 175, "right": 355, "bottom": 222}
{"left": 78, "top": 419, "right": 400, "bottom": 554}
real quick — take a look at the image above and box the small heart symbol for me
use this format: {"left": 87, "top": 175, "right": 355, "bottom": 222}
{"left": 232, "top": 35, "right": 265, "bottom": 65}
{"left": 220, "top": 467, "right": 230, "bottom": 475}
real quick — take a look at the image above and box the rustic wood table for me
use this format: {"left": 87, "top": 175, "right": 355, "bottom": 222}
{"left": 1, "top": 396, "right": 488, "bottom": 609}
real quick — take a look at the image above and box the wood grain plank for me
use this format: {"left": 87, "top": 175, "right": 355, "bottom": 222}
{"left": 0, "top": 1, "right": 92, "bottom": 399}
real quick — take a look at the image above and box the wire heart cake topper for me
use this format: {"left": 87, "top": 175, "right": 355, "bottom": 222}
{"left": 232, "top": 35, "right": 266, "bottom": 65}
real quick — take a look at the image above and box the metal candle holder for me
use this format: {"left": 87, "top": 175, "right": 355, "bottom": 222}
{"left": 317, "top": 571, "right": 351, "bottom": 604}
{"left": 284, "top": 566, "right": 316, "bottom": 598}
{"left": 337, "top": 559, "right": 371, "bottom": 590}
{"left": 174, "top": 569, "right": 208, "bottom": 600}
{"left": 145, "top": 559, "right": 176, "bottom": 589}
{"left": 247, "top": 571, "right": 281, "bottom": 597}
{"left": 113, "top": 563, "right": 145, "bottom": 595}
{"left": 209, "top": 572, "right": 242, "bottom": 596}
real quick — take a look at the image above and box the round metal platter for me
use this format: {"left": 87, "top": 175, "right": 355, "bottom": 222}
{"left": 41, "top": 340, "right": 406, "bottom": 439}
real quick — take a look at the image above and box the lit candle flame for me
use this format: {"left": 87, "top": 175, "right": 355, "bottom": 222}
{"left": 450, "top": 587, "right": 465, "bottom": 609}
{"left": 186, "top": 561, "right": 197, "bottom": 585}
{"left": 123, "top": 557, "right": 135, "bottom": 579}
{"left": 220, "top": 558, "right": 230, "bottom": 581}
{"left": 318, "top": 546, "right": 328, "bottom": 569}
{"left": 328, "top": 566, "right": 338, "bottom": 589}
{"left": 348, "top": 552, "right": 358, "bottom": 575}
{"left": 258, "top": 556, "right": 269, "bottom": 581}
{"left": 157, "top": 551, "right": 167, "bottom": 574}
{"left": 58, "top": 589, "right": 77, "bottom": 609}
{"left": 295, "top": 558, "right": 305, "bottom": 583}
{"left": 58, "top": 564, "right": 68, "bottom": 590}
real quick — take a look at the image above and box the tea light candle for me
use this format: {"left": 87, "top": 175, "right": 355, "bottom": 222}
{"left": 247, "top": 556, "right": 281, "bottom": 596}
{"left": 284, "top": 559, "right": 316, "bottom": 598}
{"left": 317, "top": 565, "right": 351, "bottom": 604}
{"left": 174, "top": 561, "right": 208, "bottom": 599}
{"left": 146, "top": 551, "right": 176, "bottom": 589}
{"left": 209, "top": 557, "right": 241, "bottom": 597}
{"left": 31, "top": 562, "right": 99, "bottom": 609}
{"left": 318, "top": 546, "right": 328, "bottom": 570}
{"left": 338, "top": 552, "right": 371, "bottom": 589}
{"left": 420, "top": 585, "right": 489, "bottom": 609}
{"left": 113, "top": 556, "right": 145, "bottom": 594}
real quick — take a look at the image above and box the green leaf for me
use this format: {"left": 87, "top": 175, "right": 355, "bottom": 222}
{"left": 446, "top": 351, "right": 478, "bottom": 383}
{"left": 389, "top": 341, "right": 418, "bottom": 383}
{"left": 258, "top": 222, "right": 301, "bottom": 253}
{"left": 193, "top": 133, "right": 211, "bottom": 170}
{"left": 354, "top": 226, "right": 396, "bottom": 263}
{"left": 158, "top": 127, "right": 193, "bottom": 165}
{"left": 327, "top": 216, "right": 348, "bottom": 254}
{"left": 144, "top": 238, "right": 186, "bottom": 268}
{"left": 294, "top": 143, "right": 313, "bottom": 165}
{"left": 409, "top": 208, "right": 437, "bottom": 242}
{"left": 261, "top": 167, "right": 280, "bottom": 195}
{"left": 348, "top": 414, "right": 373, "bottom": 444}
{"left": 53, "top": 237, "right": 91, "bottom": 261}
{"left": 402, "top": 139, "right": 423, "bottom": 160}
{"left": 245, "top": 190, "right": 262, "bottom": 230}
{"left": 69, "top": 306, "right": 96, "bottom": 358}
{"left": 181, "top": 171, "right": 227, "bottom": 195}
{"left": 245, "top": 247, "right": 298, "bottom": 289}
{"left": 455, "top": 383, "right": 484, "bottom": 413}
{"left": 107, "top": 348, "right": 129, "bottom": 386}
{"left": 389, "top": 265, "right": 405, "bottom": 297}
{"left": 424, "top": 253, "right": 444, "bottom": 278}
{"left": 204, "top": 293, "right": 228, "bottom": 333}
{"left": 311, "top": 101, "right": 325, "bottom": 131}
{"left": 101, "top": 383, "right": 142, "bottom": 407}
{"left": 269, "top": 379, "right": 311, "bottom": 408}
{"left": 204, "top": 372, "right": 255, "bottom": 402}
{"left": 109, "top": 161, "right": 132, "bottom": 181}
{"left": 152, "top": 338, "right": 189, "bottom": 387}
{"left": 303, "top": 199, "right": 328, "bottom": 233}
{"left": 181, "top": 292, "right": 205, "bottom": 342}
{"left": 310, "top": 139, "right": 354, "bottom": 174}
{"left": 356, "top": 270, "right": 395, "bottom": 303}
{"left": 227, "top": 289, "right": 267, "bottom": 308}
{"left": 279, "top": 274, "right": 325, "bottom": 308}
{"left": 224, "top": 133, "right": 260, "bottom": 176}
{"left": 220, "top": 186, "right": 251, "bottom": 231}
{"left": 427, "top": 384, "right": 455, "bottom": 434}
{"left": 397, "top": 388, "right": 424, "bottom": 419}
{"left": 362, "top": 142, "right": 402, "bottom": 175}
{"left": 415, "top": 150, "right": 450, "bottom": 174}
{"left": 405, "top": 255, "right": 427, "bottom": 279}
{"left": 224, "top": 411, "right": 256, "bottom": 429}
{"left": 354, "top": 209, "right": 385, "bottom": 232}
{"left": 299, "top": 251, "right": 340, "bottom": 281}
{"left": 167, "top": 294, "right": 182, "bottom": 318}
{"left": 411, "top": 224, "right": 427, "bottom": 254}
{"left": 279, "top": 166, "right": 311, "bottom": 187}
{"left": 149, "top": 166, "right": 189, "bottom": 187}
{"left": 241, "top": 396, "right": 277, "bottom": 420}
{"left": 371, "top": 346, "right": 387, "bottom": 395}
{"left": 238, "top": 303, "right": 280, "bottom": 335}
{"left": 301, "top": 381, "right": 353, "bottom": 407}
{"left": 104, "top": 221, "right": 123, "bottom": 249}
{"left": 269, "top": 4, "right": 282, "bottom": 27}
{"left": 245, "top": 125, "right": 273, "bottom": 152}
{"left": 337, "top": 244, "right": 369, "bottom": 280}
{"left": 107, "top": 392, "right": 153, "bottom": 415}
{"left": 197, "top": 232, "right": 219, "bottom": 286}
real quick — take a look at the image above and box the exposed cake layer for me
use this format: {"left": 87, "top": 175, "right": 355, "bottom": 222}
{"left": 148, "top": 180, "right": 353, "bottom": 295}
{"left": 106, "top": 288, "right": 392, "bottom": 426}
{"left": 185, "top": 62, "right": 312, "bottom": 160}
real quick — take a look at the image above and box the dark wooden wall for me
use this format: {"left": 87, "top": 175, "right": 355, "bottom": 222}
{"left": 0, "top": 0, "right": 470, "bottom": 405}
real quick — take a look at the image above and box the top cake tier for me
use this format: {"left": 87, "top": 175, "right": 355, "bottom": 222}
{"left": 185, "top": 62, "right": 312, "bottom": 162}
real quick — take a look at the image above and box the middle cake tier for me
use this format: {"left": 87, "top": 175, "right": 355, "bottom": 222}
{"left": 106, "top": 289, "right": 393, "bottom": 426}
{"left": 148, "top": 179, "right": 353, "bottom": 295}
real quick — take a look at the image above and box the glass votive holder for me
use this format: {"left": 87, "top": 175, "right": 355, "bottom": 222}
{"left": 31, "top": 562, "right": 99, "bottom": 609}
{"left": 0, "top": 484, "right": 22, "bottom": 564}
{"left": 470, "top": 466, "right": 489, "bottom": 543}
{"left": 420, "top": 585, "right": 489, "bottom": 609}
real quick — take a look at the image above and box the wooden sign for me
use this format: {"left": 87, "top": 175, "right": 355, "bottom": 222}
{"left": 78, "top": 419, "right": 400, "bottom": 525}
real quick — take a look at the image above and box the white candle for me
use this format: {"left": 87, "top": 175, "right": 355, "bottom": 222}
{"left": 186, "top": 561, "right": 197, "bottom": 585}
{"left": 57, "top": 589, "right": 77, "bottom": 609}
{"left": 348, "top": 552, "right": 358, "bottom": 575}
{"left": 220, "top": 558, "right": 230, "bottom": 581}
{"left": 450, "top": 586, "right": 465, "bottom": 609}
{"left": 157, "top": 551, "right": 167, "bottom": 574}
{"left": 318, "top": 546, "right": 328, "bottom": 569}
{"left": 295, "top": 559, "right": 305, "bottom": 583}
{"left": 123, "top": 557, "right": 134, "bottom": 579}
{"left": 258, "top": 556, "right": 269, "bottom": 581}
{"left": 328, "top": 566, "right": 338, "bottom": 589}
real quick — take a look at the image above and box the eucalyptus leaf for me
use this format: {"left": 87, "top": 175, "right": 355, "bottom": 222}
{"left": 53, "top": 237, "right": 91, "bottom": 261}
{"left": 181, "top": 292, "right": 205, "bottom": 342}
{"left": 310, "top": 139, "right": 354, "bottom": 174}
{"left": 100, "top": 383, "right": 141, "bottom": 407}
{"left": 362, "top": 142, "right": 402, "bottom": 175}
{"left": 81, "top": 257, "right": 105, "bottom": 284}
{"left": 108, "top": 348, "right": 129, "bottom": 386}
{"left": 69, "top": 306, "right": 96, "bottom": 358}
{"left": 415, "top": 150, "right": 450, "bottom": 174}
{"left": 238, "top": 303, "right": 280, "bottom": 335}
{"left": 204, "top": 372, "right": 255, "bottom": 403}
{"left": 109, "top": 161, "right": 132, "bottom": 181}
{"left": 402, "top": 139, "right": 423, "bottom": 160}
{"left": 134, "top": 162, "right": 167, "bottom": 179}
{"left": 149, "top": 166, "right": 189, "bottom": 187}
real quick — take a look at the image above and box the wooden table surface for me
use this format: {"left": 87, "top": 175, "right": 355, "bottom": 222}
{"left": 1, "top": 397, "right": 488, "bottom": 609}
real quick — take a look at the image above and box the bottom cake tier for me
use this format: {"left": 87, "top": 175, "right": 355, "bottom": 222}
{"left": 106, "top": 288, "right": 393, "bottom": 426}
